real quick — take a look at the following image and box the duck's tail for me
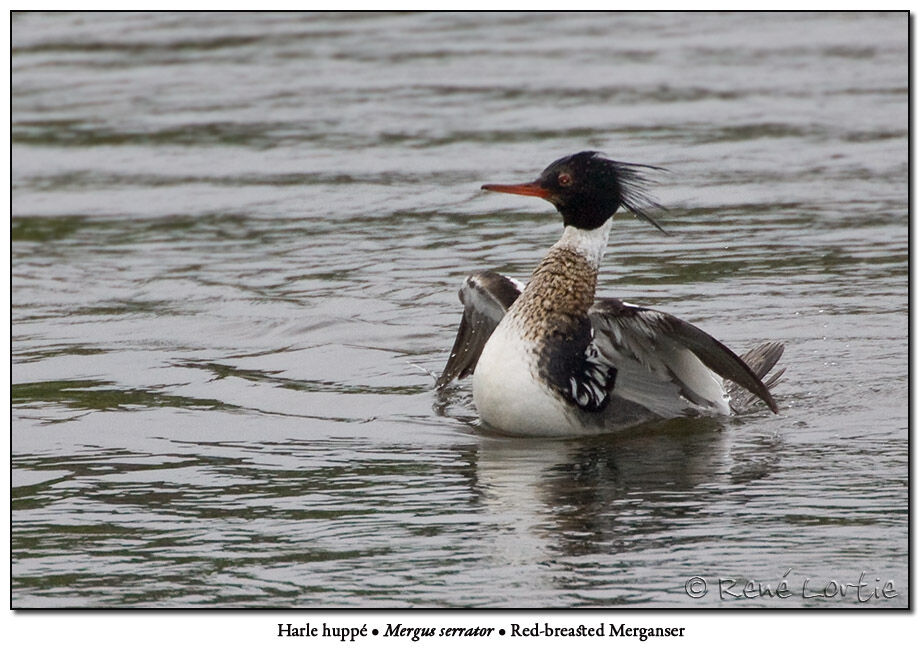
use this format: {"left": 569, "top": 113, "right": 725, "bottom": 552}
{"left": 727, "top": 342, "right": 785, "bottom": 414}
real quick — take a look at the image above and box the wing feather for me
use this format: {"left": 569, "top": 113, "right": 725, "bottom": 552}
{"left": 436, "top": 271, "right": 522, "bottom": 389}
{"left": 589, "top": 298, "right": 781, "bottom": 414}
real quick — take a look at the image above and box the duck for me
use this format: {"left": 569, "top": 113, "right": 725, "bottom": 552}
{"left": 436, "top": 151, "right": 784, "bottom": 437}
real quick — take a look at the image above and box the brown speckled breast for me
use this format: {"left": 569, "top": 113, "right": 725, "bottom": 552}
{"left": 504, "top": 244, "right": 617, "bottom": 414}
{"left": 506, "top": 245, "right": 598, "bottom": 340}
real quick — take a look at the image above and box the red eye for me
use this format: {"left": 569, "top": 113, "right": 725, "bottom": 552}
{"left": 558, "top": 173, "right": 572, "bottom": 186}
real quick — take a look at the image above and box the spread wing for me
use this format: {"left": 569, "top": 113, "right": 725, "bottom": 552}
{"left": 436, "top": 271, "right": 523, "bottom": 389}
{"left": 589, "top": 298, "right": 781, "bottom": 417}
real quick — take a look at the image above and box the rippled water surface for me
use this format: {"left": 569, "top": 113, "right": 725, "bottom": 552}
{"left": 11, "top": 12, "right": 907, "bottom": 607}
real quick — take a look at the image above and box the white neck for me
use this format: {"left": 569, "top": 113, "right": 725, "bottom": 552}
{"left": 552, "top": 220, "right": 612, "bottom": 269}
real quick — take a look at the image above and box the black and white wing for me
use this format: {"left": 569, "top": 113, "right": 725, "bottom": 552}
{"left": 588, "top": 298, "right": 782, "bottom": 417}
{"left": 436, "top": 271, "right": 523, "bottom": 389}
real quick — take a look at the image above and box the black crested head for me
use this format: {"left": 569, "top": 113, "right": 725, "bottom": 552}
{"left": 537, "top": 151, "right": 667, "bottom": 232}
{"left": 482, "top": 150, "right": 668, "bottom": 233}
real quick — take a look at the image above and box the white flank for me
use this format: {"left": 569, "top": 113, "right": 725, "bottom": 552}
{"left": 474, "top": 320, "right": 583, "bottom": 437}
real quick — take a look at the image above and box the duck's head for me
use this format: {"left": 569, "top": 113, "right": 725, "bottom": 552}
{"left": 482, "top": 150, "right": 667, "bottom": 233}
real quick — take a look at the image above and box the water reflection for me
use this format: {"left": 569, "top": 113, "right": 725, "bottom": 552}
{"left": 475, "top": 423, "right": 723, "bottom": 552}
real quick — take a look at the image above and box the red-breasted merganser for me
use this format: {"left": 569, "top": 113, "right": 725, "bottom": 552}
{"left": 437, "top": 151, "right": 784, "bottom": 437}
